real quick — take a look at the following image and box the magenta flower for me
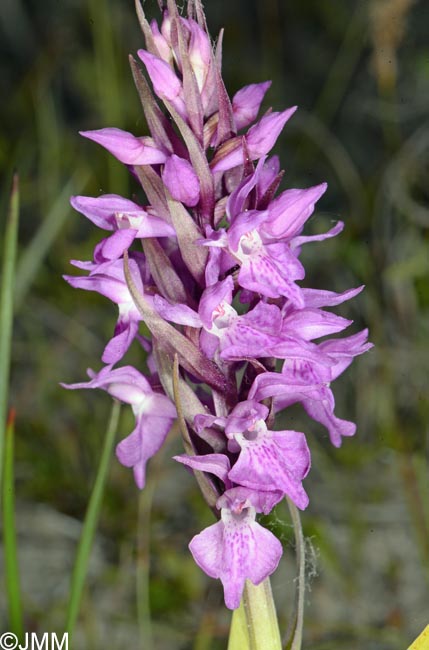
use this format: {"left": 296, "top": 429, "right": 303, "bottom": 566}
{"left": 64, "top": 0, "right": 372, "bottom": 611}
{"left": 70, "top": 193, "right": 175, "bottom": 237}
{"left": 137, "top": 50, "right": 187, "bottom": 119}
{"left": 62, "top": 365, "right": 176, "bottom": 488}
{"left": 189, "top": 488, "right": 283, "bottom": 610}
{"left": 225, "top": 402, "right": 311, "bottom": 510}
{"left": 192, "top": 400, "right": 311, "bottom": 509}
{"left": 64, "top": 253, "right": 148, "bottom": 364}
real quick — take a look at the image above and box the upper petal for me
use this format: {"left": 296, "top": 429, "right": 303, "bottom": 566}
{"left": 264, "top": 183, "right": 327, "bottom": 240}
{"left": 232, "top": 81, "right": 272, "bottom": 131}
{"left": 80, "top": 128, "right": 168, "bottom": 165}
{"left": 70, "top": 194, "right": 143, "bottom": 230}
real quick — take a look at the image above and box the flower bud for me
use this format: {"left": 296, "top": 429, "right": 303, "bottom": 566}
{"left": 162, "top": 154, "right": 201, "bottom": 206}
{"left": 232, "top": 81, "right": 272, "bottom": 130}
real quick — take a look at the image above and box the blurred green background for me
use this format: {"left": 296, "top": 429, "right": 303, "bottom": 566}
{"left": 1, "top": 0, "right": 428, "bottom": 648}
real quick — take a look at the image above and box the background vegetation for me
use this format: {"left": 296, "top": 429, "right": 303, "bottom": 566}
{"left": 1, "top": 0, "right": 428, "bottom": 648}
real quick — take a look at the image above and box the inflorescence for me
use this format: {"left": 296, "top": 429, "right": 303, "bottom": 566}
{"left": 63, "top": 0, "right": 372, "bottom": 609}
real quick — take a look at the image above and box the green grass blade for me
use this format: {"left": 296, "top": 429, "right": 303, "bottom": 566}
{"left": 136, "top": 476, "right": 155, "bottom": 650}
{"left": 0, "top": 174, "right": 20, "bottom": 491}
{"left": 2, "top": 409, "right": 24, "bottom": 638}
{"left": 88, "top": 0, "right": 128, "bottom": 195}
{"left": 14, "top": 170, "right": 90, "bottom": 309}
{"left": 65, "top": 400, "right": 121, "bottom": 639}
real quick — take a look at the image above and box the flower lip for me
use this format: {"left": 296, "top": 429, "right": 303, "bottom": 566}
{"left": 241, "top": 426, "right": 259, "bottom": 442}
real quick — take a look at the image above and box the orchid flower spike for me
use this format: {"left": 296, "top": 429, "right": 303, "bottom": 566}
{"left": 64, "top": 0, "right": 372, "bottom": 613}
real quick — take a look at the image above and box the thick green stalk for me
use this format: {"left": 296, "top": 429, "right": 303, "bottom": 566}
{"left": 0, "top": 174, "right": 19, "bottom": 490}
{"left": 65, "top": 400, "right": 121, "bottom": 639}
{"left": 2, "top": 409, "right": 24, "bottom": 638}
{"left": 228, "top": 578, "right": 282, "bottom": 650}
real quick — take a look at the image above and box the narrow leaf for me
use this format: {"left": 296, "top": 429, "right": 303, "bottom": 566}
{"left": 129, "top": 56, "right": 174, "bottom": 153}
{"left": 191, "top": 0, "right": 207, "bottom": 29}
{"left": 15, "top": 170, "right": 89, "bottom": 309}
{"left": 142, "top": 238, "right": 189, "bottom": 305}
{"left": 66, "top": 400, "right": 121, "bottom": 639}
{"left": 134, "top": 0, "right": 158, "bottom": 54}
{"left": 215, "top": 28, "right": 224, "bottom": 69}
{"left": 172, "top": 354, "right": 199, "bottom": 456}
{"left": 258, "top": 171, "right": 285, "bottom": 210}
{"left": 0, "top": 174, "right": 19, "bottom": 490}
{"left": 134, "top": 165, "right": 170, "bottom": 220}
{"left": 155, "top": 343, "right": 226, "bottom": 452}
{"left": 213, "top": 62, "right": 236, "bottom": 146}
{"left": 152, "top": 343, "right": 208, "bottom": 426}
{"left": 169, "top": 1, "right": 204, "bottom": 143}
{"left": 2, "top": 409, "right": 24, "bottom": 639}
{"left": 136, "top": 487, "right": 154, "bottom": 650}
{"left": 172, "top": 354, "right": 219, "bottom": 509}
{"left": 165, "top": 191, "right": 208, "bottom": 286}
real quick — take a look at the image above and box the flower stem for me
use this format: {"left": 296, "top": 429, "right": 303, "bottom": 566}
{"left": 284, "top": 498, "right": 306, "bottom": 650}
{"left": 228, "top": 578, "right": 282, "bottom": 650}
{"left": 65, "top": 400, "right": 121, "bottom": 640}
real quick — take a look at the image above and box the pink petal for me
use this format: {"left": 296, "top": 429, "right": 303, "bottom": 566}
{"left": 174, "top": 453, "right": 231, "bottom": 483}
{"left": 80, "top": 128, "right": 168, "bottom": 165}
{"left": 102, "top": 316, "right": 139, "bottom": 365}
{"left": 211, "top": 108, "right": 296, "bottom": 173}
{"left": 282, "top": 308, "right": 352, "bottom": 341}
{"left": 265, "top": 183, "right": 327, "bottom": 239}
{"left": 162, "top": 154, "right": 201, "bottom": 206}
{"left": 232, "top": 81, "right": 272, "bottom": 130}
{"left": 70, "top": 194, "right": 143, "bottom": 230}
{"left": 138, "top": 49, "right": 187, "bottom": 119}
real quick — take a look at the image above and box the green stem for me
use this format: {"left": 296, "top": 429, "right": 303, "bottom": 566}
{"left": 2, "top": 409, "right": 24, "bottom": 638}
{"left": 228, "top": 578, "right": 282, "bottom": 650}
{"left": 65, "top": 400, "right": 121, "bottom": 639}
{"left": 0, "top": 174, "right": 19, "bottom": 493}
{"left": 284, "top": 499, "right": 305, "bottom": 650}
{"left": 136, "top": 465, "right": 158, "bottom": 650}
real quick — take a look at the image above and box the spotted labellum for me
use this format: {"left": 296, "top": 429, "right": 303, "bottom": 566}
{"left": 63, "top": 0, "right": 372, "bottom": 611}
